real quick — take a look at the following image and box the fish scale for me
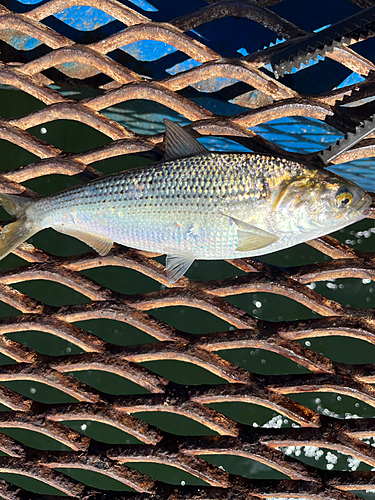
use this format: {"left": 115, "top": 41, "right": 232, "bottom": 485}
{"left": 31, "top": 153, "right": 294, "bottom": 257}
{"left": 0, "top": 120, "right": 371, "bottom": 283}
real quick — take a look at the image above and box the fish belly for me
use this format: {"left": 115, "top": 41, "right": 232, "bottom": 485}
{"left": 44, "top": 202, "right": 241, "bottom": 258}
{"left": 29, "top": 154, "right": 282, "bottom": 259}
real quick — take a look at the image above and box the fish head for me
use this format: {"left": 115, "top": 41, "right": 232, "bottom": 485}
{"left": 273, "top": 169, "right": 371, "bottom": 236}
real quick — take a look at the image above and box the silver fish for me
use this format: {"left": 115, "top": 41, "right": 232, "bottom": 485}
{"left": 0, "top": 120, "right": 371, "bottom": 282}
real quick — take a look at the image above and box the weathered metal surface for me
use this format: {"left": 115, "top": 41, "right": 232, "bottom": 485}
{"left": 0, "top": 0, "right": 375, "bottom": 499}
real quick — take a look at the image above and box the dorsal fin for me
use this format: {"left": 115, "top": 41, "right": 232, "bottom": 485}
{"left": 163, "top": 119, "right": 208, "bottom": 161}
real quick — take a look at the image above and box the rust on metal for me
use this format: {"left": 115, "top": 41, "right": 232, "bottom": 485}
{"left": 0, "top": 0, "right": 375, "bottom": 498}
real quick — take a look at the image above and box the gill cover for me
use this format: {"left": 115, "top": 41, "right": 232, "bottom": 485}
{"left": 273, "top": 177, "right": 318, "bottom": 211}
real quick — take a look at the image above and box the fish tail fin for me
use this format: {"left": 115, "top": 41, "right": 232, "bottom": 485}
{"left": 0, "top": 193, "right": 34, "bottom": 217}
{"left": 0, "top": 194, "right": 39, "bottom": 260}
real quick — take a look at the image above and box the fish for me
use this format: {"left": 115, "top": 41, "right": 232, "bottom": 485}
{"left": 0, "top": 119, "right": 371, "bottom": 283}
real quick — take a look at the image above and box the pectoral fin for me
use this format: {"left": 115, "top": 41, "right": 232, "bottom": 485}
{"left": 222, "top": 213, "right": 279, "bottom": 252}
{"left": 54, "top": 227, "right": 113, "bottom": 256}
{"left": 165, "top": 249, "right": 195, "bottom": 283}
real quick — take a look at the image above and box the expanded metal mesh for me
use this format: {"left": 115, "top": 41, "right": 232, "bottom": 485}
{"left": 1, "top": 0, "right": 375, "bottom": 498}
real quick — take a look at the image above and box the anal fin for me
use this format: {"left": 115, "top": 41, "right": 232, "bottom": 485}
{"left": 165, "top": 249, "right": 195, "bottom": 283}
{"left": 55, "top": 226, "right": 113, "bottom": 256}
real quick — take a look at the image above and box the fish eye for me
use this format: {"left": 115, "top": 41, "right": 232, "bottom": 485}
{"left": 335, "top": 187, "right": 353, "bottom": 207}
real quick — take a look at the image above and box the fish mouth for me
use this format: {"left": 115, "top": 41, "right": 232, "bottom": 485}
{"left": 354, "top": 194, "right": 372, "bottom": 221}
{"left": 357, "top": 208, "right": 372, "bottom": 222}
{"left": 356, "top": 211, "right": 369, "bottom": 222}
{"left": 362, "top": 193, "right": 372, "bottom": 212}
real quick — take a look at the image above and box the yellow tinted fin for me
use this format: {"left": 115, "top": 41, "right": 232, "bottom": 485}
{"left": 236, "top": 229, "right": 279, "bottom": 252}
{"left": 0, "top": 194, "right": 39, "bottom": 260}
{"left": 55, "top": 227, "right": 113, "bottom": 256}
{"left": 0, "top": 218, "right": 38, "bottom": 260}
{"left": 222, "top": 213, "right": 279, "bottom": 252}
{"left": 0, "top": 193, "right": 34, "bottom": 217}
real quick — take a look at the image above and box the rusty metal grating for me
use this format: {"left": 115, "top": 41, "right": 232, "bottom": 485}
{"left": 1, "top": 0, "right": 375, "bottom": 498}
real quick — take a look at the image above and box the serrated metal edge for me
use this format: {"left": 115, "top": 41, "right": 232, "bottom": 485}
{"left": 271, "top": 6, "right": 375, "bottom": 78}
{"left": 319, "top": 115, "right": 375, "bottom": 164}
{"left": 274, "top": 44, "right": 339, "bottom": 78}
{"left": 273, "top": 33, "right": 357, "bottom": 78}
